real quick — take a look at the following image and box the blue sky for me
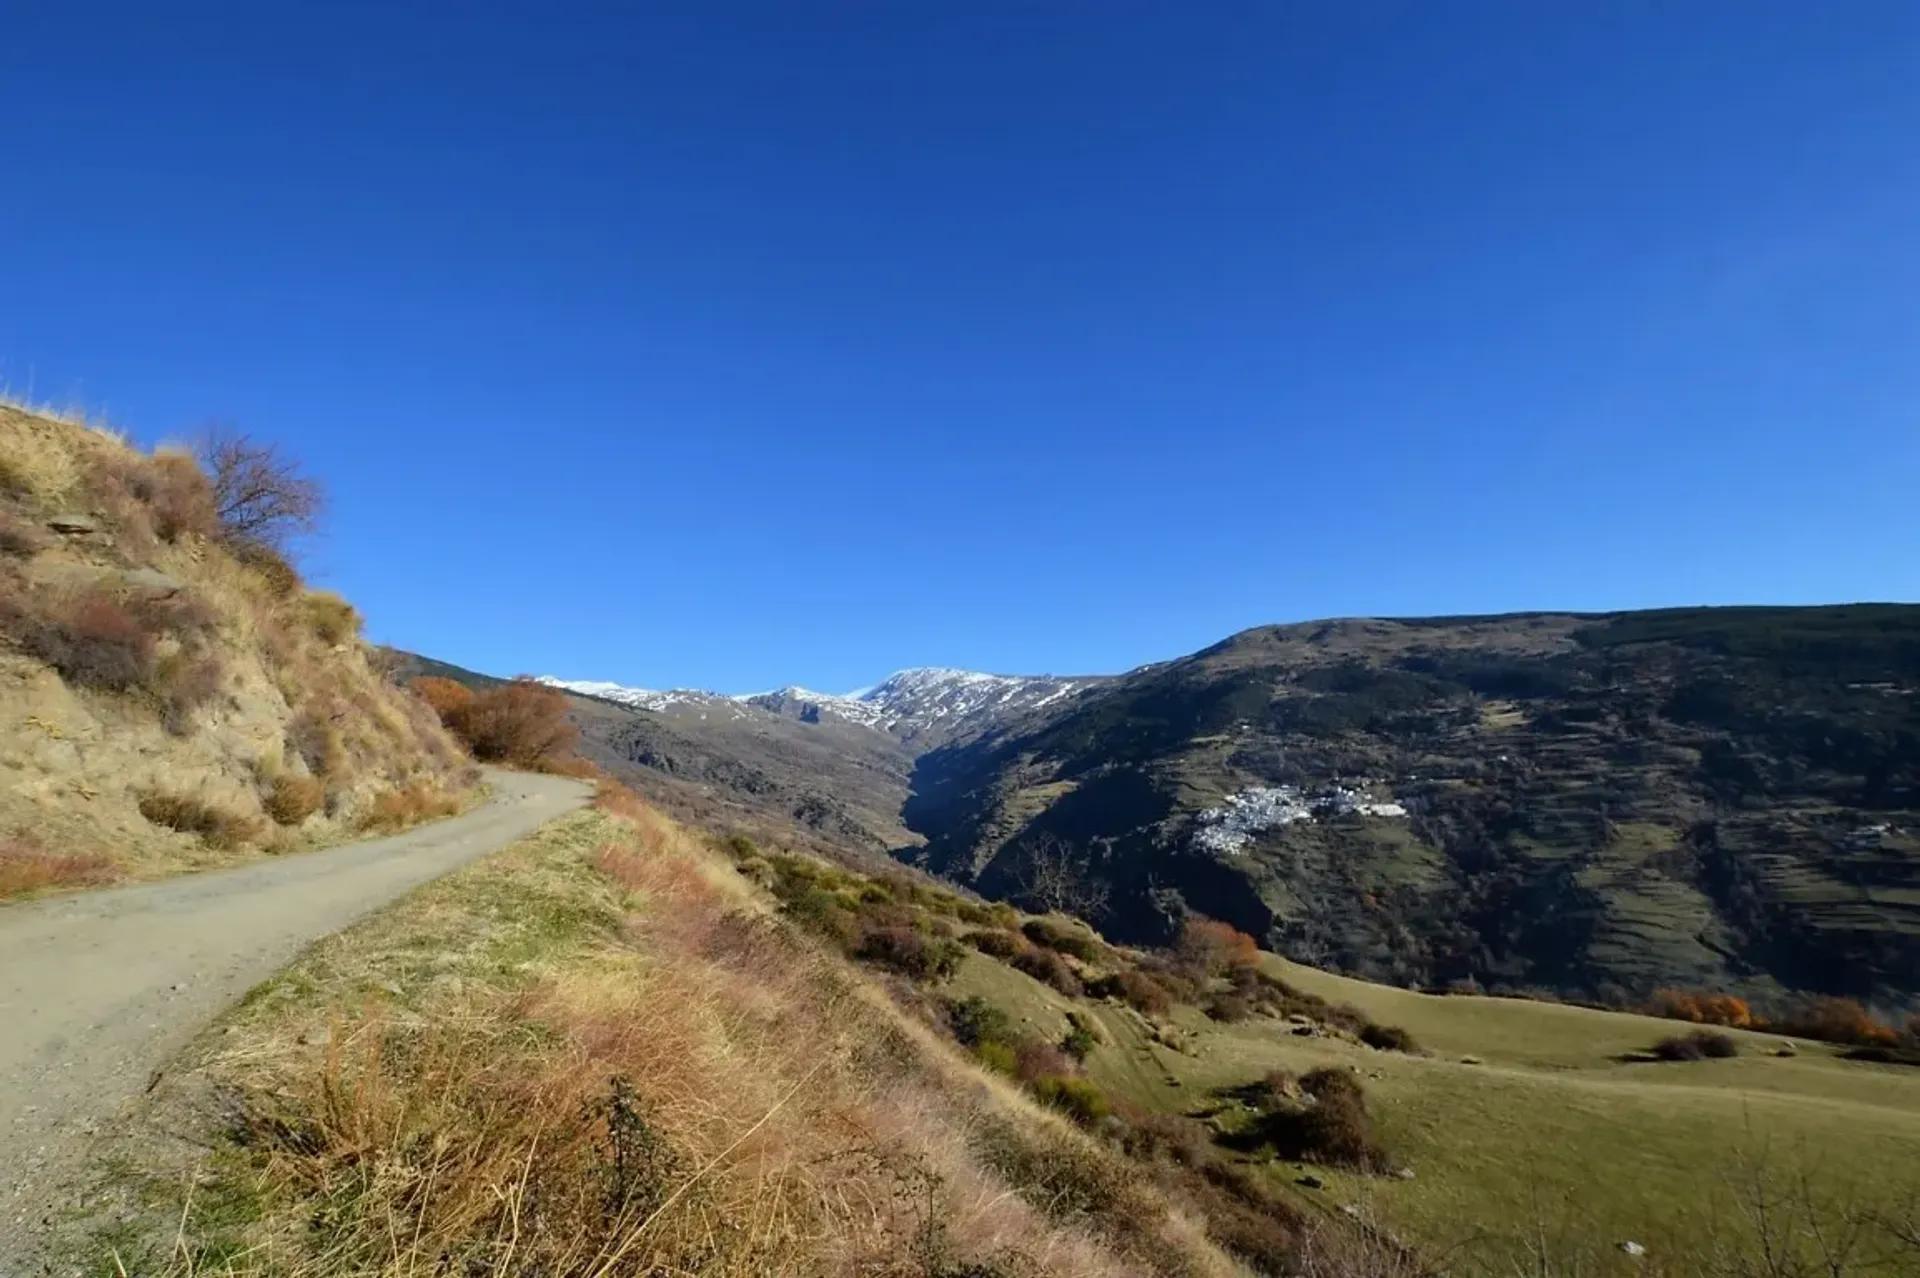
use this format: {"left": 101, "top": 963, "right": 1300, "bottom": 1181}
{"left": 3, "top": 3, "right": 1915, "bottom": 693}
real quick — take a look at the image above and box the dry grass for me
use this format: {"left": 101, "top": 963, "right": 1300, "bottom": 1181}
{"left": 355, "top": 784, "right": 462, "bottom": 833}
{"left": 121, "top": 797, "right": 1240, "bottom": 1278}
{"left": 300, "top": 590, "right": 360, "bottom": 645}
{"left": 262, "top": 775, "right": 325, "bottom": 826}
{"left": 0, "top": 831, "right": 116, "bottom": 898}
{"left": 135, "top": 792, "right": 267, "bottom": 851}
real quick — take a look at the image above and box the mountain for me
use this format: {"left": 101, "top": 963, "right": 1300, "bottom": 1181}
{"left": 415, "top": 605, "right": 1920, "bottom": 1007}
{"left": 541, "top": 667, "right": 1100, "bottom": 749}
{"left": 900, "top": 607, "right": 1920, "bottom": 1006}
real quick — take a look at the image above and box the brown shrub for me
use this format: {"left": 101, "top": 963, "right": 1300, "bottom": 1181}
{"left": 853, "top": 925, "right": 964, "bottom": 983}
{"left": 1021, "top": 917, "right": 1101, "bottom": 961}
{"left": 1651, "top": 1029, "right": 1739, "bottom": 1061}
{"left": 137, "top": 792, "right": 264, "bottom": 850}
{"left": 264, "top": 775, "right": 325, "bottom": 826}
{"left": 146, "top": 451, "right": 219, "bottom": 541}
{"left": 1359, "top": 1022, "right": 1419, "bottom": 1053}
{"left": 1770, "top": 996, "right": 1901, "bottom": 1048}
{"left": 1175, "top": 917, "right": 1261, "bottom": 976}
{"left": 1011, "top": 946, "right": 1083, "bottom": 997}
{"left": 358, "top": 786, "right": 460, "bottom": 833}
{"left": 1088, "top": 968, "right": 1172, "bottom": 1017}
{"left": 964, "top": 928, "right": 1025, "bottom": 959}
{"left": 1647, "top": 988, "right": 1754, "bottom": 1028}
{"left": 231, "top": 539, "right": 302, "bottom": 597}
{"left": 156, "top": 651, "right": 225, "bottom": 735}
{"left": 410, "top": 674, "right": 476, "bottom": 717}
{"left": 0, "top": 511, "right": 43, "bottom": 557}
{"left": 1255, "top": 1068, "right": 1388, "bottom": 1171}
{"left": 1206, "top": 993, "right": 1252, "bottom": 1023}
{"left": 440, "top": 677, "right": 577, "bottom": 768}
{"left": 2, "top": 589, "right": 156, "bottom": 691}
{"left": 1012, "top": 1040, "right": 1075, "bottom": 1085}
{"left": 0, "top": 833, "right": 116, "bottom": 898}
{"left": 287, "top": 707, "right": 345, "bottom": 779}
{"left": 301, "top": 591, "right": 361, "bottom": 645}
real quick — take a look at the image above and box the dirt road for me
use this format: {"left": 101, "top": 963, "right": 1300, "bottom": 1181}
{"left": 0, "top": 769, "right": 591, "bottom": 1265}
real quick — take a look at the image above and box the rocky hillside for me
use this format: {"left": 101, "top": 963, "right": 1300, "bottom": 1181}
{"left": 0, "top": 402, "right": 472, "bottom": 892}
{"left": 902, "top": 607, "right": 1920, "bottom": 1006}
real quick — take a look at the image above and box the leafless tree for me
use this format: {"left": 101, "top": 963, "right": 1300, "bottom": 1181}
{"left": 1011, "top": 834, "right": 1110, "bottom": 921}
{"left": 196, "top": 425, "right": 324, "bottom": 551}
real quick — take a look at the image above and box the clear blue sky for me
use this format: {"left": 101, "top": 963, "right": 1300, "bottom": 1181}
{"left": 4, "top": 2, "right": 1915, "bottom": 693}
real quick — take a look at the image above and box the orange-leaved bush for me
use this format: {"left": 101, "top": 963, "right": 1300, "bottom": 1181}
{"left": 433, "top": 676, "right": 577, "bottom": 769}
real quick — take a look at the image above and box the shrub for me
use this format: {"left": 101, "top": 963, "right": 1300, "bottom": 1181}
{"left": 1359, "top": 1022, "right": 1419, "bottom": 1053}
{"left": 1061, "top": 1013, "right": 1100, "bottom": 1062}
{"left": 0, "top": 512, "right": 43, "bottom": 557}
{"left": 1206, "top": 993, "right": 1252, "bottom": 1023}
{"left": 156, "top": 651, "right": 225, "bottom": 735}
{"left": 1021, "top": 918, "right": 1100, "bottom": 961}
{"left": 1175, "top": 917, "right": 1261, "bottom": 976}
{"left": 1255, "top": 1068, "right": 1388, "bottom": 1171}
{"left": 964, "top": 929, "right": 1024, "bottom": 959}
{"left": 1087, "top": 968, "right": 1171, "bottom": 1016}
{"left": 781, "top": 886, "right": 865, "bottom": 951}
{"left": 358, "top": 786, "right": 460, "bottom": 832}
{"left": 287, "top": 708, "right": 345, "bottom": 779}
{"left": 1011, "top": 946, "right": 1082, "bottom": 997}
{"left": 1013, "top": 1040, "right": 1075, "bottom": 1084}
{"left": 1647, "top": 988, "right": 1754, "bottom": 1028}
{"left": 1030, "top": 1076, "right": 1110, "bottom": 1126}
{"left": 3, "top": 590, "right": 155, "bottom": 691}
{"left": 440, "top": 677, "right": 577, "bottom": 768}
{"left": 0, "top": 833, "right": 115, "bottom": 898}
{"left": 302, "top": 591, "right": 361, "bottom": 645}
{"left": 146, "top": 451, "right": 219, "bottom": 542}
{"left": 233, "top": 540, "right": 301, "bottom": 597}
{"left": 264, "top": 775, "right": 325, "bottom": 826}
{"left": 1651, "top": 1029, "right": 1739, "bottom": 1061}
{"left": 948, "top": 996, "right": 1016, "bottom": 1049}
{"left": 410, "top": 675, "right": 476, "bottom": 717}
{"left": 974, "top": 1041, "right": 1018, "bottom": 1076}
{"left": 854, "top": 925, "right": 963, "bottom": 982}
{"left": 1772, "top": 996, "right": 1902, "bottom": 1048}
{"left": 137, "top": 792, "right": 264, "bottom": 850}
{"left": 1114, "top": 1109, "right": 1210, "bottom": 1168}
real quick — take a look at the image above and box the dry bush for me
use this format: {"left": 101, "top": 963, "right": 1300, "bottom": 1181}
{"left": 439, "top": 676, "right": 577, "bottom": 768}
{"left": 856, "top": 925, "right": 966, "bottom": 983}
{"left": 232, "top": 540, "right": 301, "bottom": 597}
{"left": 1021, "top": 917, "right": 1101, "bottom": 961}
{"left": 1359, "top": 1022, "right": 1419, "bottom": 1053}
{"left": 196, "top": 426, "right": 324, "bottom": 551}
{"left": 1175, "top": 918, "right": 1261, "bottom": 977}
{"left": 357, "top": 785, "right": 460, "bottom": 833}
{"left": 1088, "top": 969, "right": 1173, "bottom": 1017}
{"left": 0, "top": 832, "right": 116, "bottom": 898}
{"left": 1649, "top": 988, "right": 1756, "bottom": 1029}
{"left": 156, "top": 650, "right": 225, "bottom": 735}
{"left": 1652, "top": 1029, "right": 1740, "bottom": 1061}
{"left": 966, "top": 928, "right": 1026, "bottom": 959}
{"left": 1012, "top": 946, "right": 1083, "bottom": 998}
{"left": 287, "top": 707, "right": 346, "bottom": 780}
{"left": 2, "top": 589, "right": 156, "bottom": 691}
{"left": 1772, "top": 997, "right": 1903, "bottom": 1049}
{"left": 264, "top": 775, "right": 325, "bottom": 826}
{"left": 1206, "top": 993, "right": 1253, "bottom": 1023}
{"left": 409, "top": 674, "right": 475, "bottom": 717}
{"left": 136, "top": 792, "right": 264, "bottom": 850}
{"left": 145, "top": 450, "right": 219, "bottom": 542}
{"left": 301, "top": 591, "right": 361, "bottom": 645}
{"left": 0, "top": 510, "right": 43, "bottom": 557}
{"left": 1244, "top": 1067, "right": 1390, "bottom": 1172}
{"left": 1029, "top": 1075, "right": 1109, "bottom": 1126}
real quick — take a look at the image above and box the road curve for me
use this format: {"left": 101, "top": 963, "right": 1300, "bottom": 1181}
{"left": 0, "top": 768, "right": 593, "bottom": 1256}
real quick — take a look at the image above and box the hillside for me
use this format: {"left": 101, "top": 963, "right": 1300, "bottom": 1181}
{"left": 0, "top": 402, "right": 473, "bottom": 893}
{"left": 903, "top": 608, "right": 1920, "bottom": 1005}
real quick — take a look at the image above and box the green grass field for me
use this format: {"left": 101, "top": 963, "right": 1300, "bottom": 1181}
{"left": 947, "top": 950, "right": 1920, "bottom": 1275}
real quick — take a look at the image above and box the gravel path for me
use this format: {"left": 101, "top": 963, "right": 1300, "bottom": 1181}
{"left": 0, "top": 769, "right": 591, "bottom": 1271}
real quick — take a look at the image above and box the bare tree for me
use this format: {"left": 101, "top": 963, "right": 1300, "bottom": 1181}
{"left": 196, "top": 425, "right": 324, "bottom": 551}
{"left": 1011, "top": 834, "right": 1110, "bottom": 921}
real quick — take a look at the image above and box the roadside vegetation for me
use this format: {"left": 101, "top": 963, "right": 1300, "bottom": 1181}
{"left": 0, "top": 400, "right": 474, "bottom": 897}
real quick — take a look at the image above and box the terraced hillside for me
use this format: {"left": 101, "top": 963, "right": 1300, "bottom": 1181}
{"left": 903, "top": 606, "right": 1920, "bottom": 1004}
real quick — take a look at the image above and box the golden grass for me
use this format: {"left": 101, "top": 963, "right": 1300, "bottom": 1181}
{"left": 0, "top": 832, "right": 117, "bottom": 899}
{"left": 115, "top": 796, "right": 1238, "bottom": 1278}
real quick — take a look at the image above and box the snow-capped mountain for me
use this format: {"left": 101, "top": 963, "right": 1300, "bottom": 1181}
{"left": 539, "top": 668, "right": 1098, "bottom": 748}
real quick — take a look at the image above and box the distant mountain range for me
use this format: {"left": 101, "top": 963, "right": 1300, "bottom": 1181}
{"left": 401, "top": 603, "right": 1920, "bottom": 1008}
{"left": 538, "top": 667, "right": 1101, "bottom": 750}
